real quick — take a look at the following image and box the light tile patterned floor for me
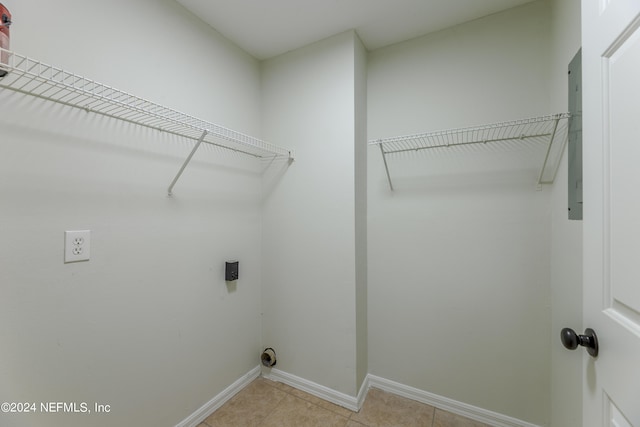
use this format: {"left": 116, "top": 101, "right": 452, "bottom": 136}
{"left": 198, "top": 378, "right": 492, "bottom": 427}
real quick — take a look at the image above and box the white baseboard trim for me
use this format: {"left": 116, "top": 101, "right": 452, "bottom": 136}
{"left": 356, "top": 374, "right": 370, "bottom": 410}
{"left": 176, "top": 367, "right": 540, "bottom": 427}
{"left": 263, "top": 368, "right": 360, "bottom": 412}
{"left": 175, "top": 365, "right": 261, "bottom": 427}
{"left": 367, "top": 374, "right": 541, "bottom": 427}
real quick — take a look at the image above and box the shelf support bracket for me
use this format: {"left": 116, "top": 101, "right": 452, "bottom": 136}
{"left": 378, "top": 143, "right": 394, "bottom": 191}
{"left": 537, "top": 117, "right": 561, "bottom": 185}
{"left": 168, "top": 130, "right": 208, "bottom": 196}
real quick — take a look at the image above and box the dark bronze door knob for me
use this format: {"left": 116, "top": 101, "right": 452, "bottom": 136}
{"left": 561, "top": 327, "right": 598, "bottom": 357}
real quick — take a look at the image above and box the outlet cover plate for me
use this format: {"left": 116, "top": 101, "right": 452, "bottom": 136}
{"left": 64, "top": 230, "right": 91, "bottom": 263}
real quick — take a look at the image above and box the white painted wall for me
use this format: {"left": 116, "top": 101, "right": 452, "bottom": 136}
{"left": 0, "top": 1, "right": 264, "bottom": 426}
{"left": 547, "top": 1, "right": 582, "bottom": 426}
{"left": 261, "top": 31, "right": 363, "bottom": 397}
{"left": 354, "top": 34, "right": 369, "bottom": 394}
{"left": 367, "top": 2, "right": 553, "bottom": 425}
{"left": 0, "top": 1, "right": 584, "bottom": 424}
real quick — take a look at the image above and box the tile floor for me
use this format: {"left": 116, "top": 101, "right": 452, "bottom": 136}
{"left": 198, "top": 377, "right": 492, "bottom": 427}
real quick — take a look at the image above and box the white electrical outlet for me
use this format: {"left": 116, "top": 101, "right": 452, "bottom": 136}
{"left": 64, "top": 230, "right": 91, "bottom": 263}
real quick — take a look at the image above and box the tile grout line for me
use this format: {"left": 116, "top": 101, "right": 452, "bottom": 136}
{"left": 258, "top": 379, "right": 293, "bottom": 425}
{"left": 261, "top": 378, "right": 357, "bottom": 423}
{"left": 199, "top": 379, "right": 287, "bottom": 427}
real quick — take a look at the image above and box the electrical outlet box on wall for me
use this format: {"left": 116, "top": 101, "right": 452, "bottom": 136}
{"left": 64, "top": 230, "right": 91, "bottom": 263}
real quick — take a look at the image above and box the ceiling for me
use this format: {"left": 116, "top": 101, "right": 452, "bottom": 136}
{"left": 175, "top": 0, "right": 537, "bottom": 60}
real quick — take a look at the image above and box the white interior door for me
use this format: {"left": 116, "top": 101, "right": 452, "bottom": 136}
{"left": 582, "top": 1, "right": 640, "bottom": 426}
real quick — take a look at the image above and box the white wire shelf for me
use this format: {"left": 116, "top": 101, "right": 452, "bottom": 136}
{"left": 369, "top": 113, "right": 571, "bottom": 190}
{"left": 0, "top": 48, "right": 294, "bottom": 194}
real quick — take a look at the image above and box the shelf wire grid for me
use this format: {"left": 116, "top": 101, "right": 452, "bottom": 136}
{"left": 369, "top": 113, "right": 571, "bottom": 189}
{"left": 0, "top": 48, "right": 293, "bottom": 159}
{"left": 369, "top": 113, "right": 570, "bottom": 154}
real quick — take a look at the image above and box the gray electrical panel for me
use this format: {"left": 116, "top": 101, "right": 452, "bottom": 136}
{"left": 568, "top": 50, "right": 582, "bottom": 220}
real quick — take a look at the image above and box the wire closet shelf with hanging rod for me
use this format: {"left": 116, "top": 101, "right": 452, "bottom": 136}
{"left": 0, "top": 48, "right": 294, "bottom": 195}
{"left": 369, "top": 112, "right": 571, "bottom": 190}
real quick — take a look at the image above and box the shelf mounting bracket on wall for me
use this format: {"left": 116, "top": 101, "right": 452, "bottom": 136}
{"left": 370, "top": 113, "right": 571, "bottom": 191}
{"left": 536, "top": 115, "right": 562, "bottom": 186}
{"left": 378, "top": 143, "right": 394, "bottom": 191}
{"left": 167, "top": 130, "right": 208, "bottom": 196}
